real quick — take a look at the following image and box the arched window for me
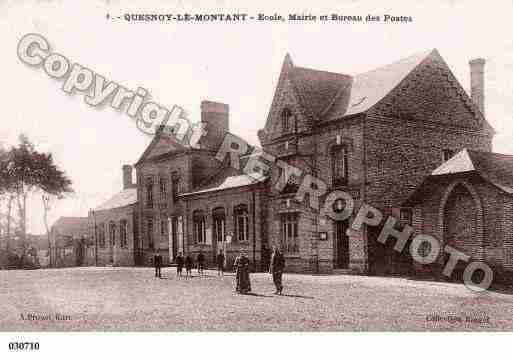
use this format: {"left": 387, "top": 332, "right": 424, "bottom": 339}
{"left": 193, "top": 210, "right": 206, "bottom": 244}
{"left": 119, "top": 219, "right": 128, "bottom": 248}
{"left": 212, "top": 207, "right": 226, "bottom": 243}
{"left": 234, "top": 204, "right": 249, "bottom": 242}
{"left": 171, "top": 172, "right": 180, "bottom": 201}
{"left": 281, "top": 108, "right": 293, "bottom": 132}
{"left": 147, "top": 218, "right": 154, "bottom": 249}
{"left": 145, "top": 177, "right": 154, "bottom": 208}
{"left": 109, "top": 221, "right": 116, "bottom": 247}
{"left": 98, "top": 223, "right": 106, "bottom": 248}
{"left": 331, "top": 145, "right": 348, "bottom": 187}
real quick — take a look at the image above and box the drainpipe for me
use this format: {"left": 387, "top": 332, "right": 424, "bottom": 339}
{"left": 252, "top": 190, "right": 256, "bottom": 272}
{"left": 92, "top": 210, "right": 97, "bottom": 266}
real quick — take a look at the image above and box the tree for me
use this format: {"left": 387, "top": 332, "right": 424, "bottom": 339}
{"left": 0, "top": 134, "right": 73, "bottom": 261}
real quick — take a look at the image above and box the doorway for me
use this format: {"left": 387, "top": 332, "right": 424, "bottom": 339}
{"left": 334, "top": 220, "right": 349, "bottom": 269}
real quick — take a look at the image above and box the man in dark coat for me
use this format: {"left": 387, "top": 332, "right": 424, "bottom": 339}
{"left": 216, "top": 249, "right": 225, "bottom": 276}
{"left": 197, "top": 250, "right": 205, "bottom": 276}
{"left": 270, "top": 246, "right": 285, "bottom": 295}
{"left": 176, "top": 252, "right": 184, "bottom": 278}
{"left": 154, "top": 252, "right": 162, "bottom": 278}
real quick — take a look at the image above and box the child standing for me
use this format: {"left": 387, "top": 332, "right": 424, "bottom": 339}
{"left": 176, "top": 252, "right": 184, "bottom": 278}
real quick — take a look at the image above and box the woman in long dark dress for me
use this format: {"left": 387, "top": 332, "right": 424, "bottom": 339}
{"left": 234, "top": 251, "right": 251, "bottom": 294}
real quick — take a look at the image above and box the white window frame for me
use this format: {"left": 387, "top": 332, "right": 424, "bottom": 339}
{"left": 281, "top": 213, "right": 299, "bottom": 254}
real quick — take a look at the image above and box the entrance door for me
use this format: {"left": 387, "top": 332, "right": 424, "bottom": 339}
{"left": 334, "top": 220, "right": 349, "bottom": 269}
{"left": 171, "top": 217, "right": 178, "bottom": 262}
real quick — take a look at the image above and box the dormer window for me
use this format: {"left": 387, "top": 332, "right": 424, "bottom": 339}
{"left": 281, "top": 108, "right": 293, "bottom": 132}
{"left": 443, "top": 148, "right": 455, "bottom": 162}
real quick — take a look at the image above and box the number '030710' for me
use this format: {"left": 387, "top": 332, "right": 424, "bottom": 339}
{"left": 8, "top": 342, "right": 40, "bottom": 350}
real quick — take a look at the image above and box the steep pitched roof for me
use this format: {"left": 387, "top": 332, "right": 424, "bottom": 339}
{"left": 94, "top": 187, "right": 138, "bottom": 211}
{"left": 264, "top": 50, "right": 435, "bottom": 132}
{"left": 289, "top": 66, "right": 352, "bottom": 117}
{"left": 432, "top": 149, "right": 513, "bottom": 193}
{"left": 325, "top": 49, "right": 434, "bottom": 119}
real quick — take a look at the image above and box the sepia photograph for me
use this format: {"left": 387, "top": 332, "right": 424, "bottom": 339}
{"left": 1, "top": 0, "right": 513, "bottom": 357}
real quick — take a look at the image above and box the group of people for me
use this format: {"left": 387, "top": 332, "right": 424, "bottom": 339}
{"left": 152, "top": 246, "right": 286, "bottom": 295}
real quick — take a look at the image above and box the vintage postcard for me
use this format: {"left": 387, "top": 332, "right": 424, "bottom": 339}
{"left": 1, "top": 0, "right": 513, "bottom": 356}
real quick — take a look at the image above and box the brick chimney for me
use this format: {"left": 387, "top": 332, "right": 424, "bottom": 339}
{"left": 122, "top": 165, "right": 134, "bottom": 189}
{"left": 469, "top": 58, "right": 485, "bottom": 115}
{"left": 199, "top": 100, "right": 229, "bottom": 151}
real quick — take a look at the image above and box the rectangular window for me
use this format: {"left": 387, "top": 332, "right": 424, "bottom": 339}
{"left": 234, "top": 205, "right": 249, "bottom": 242}
{"left": 332, "top": 146, "right": 348, "bottom": 187}
{"left": 281, "top": 213, "right": 299, "bottom": 254}
{"left": 193, "top": 214, "right": 206, "bottom": 244}
{"left": 146, "top": 177, "right": 154, "bottom": 209}
{"left": 147, "top": 218, "right": 154, "bottom": 249}
{"left": 377, "top": 159, "right": 384, "bottom": 177}
{"left": 159, "top": 177, "right": 167, "bottom": 201}
{"left": 213, "top": 209, "right": 226, "bottom": 243}
{"left": 400, "top": 208, "right": 412, "bottom": 226}
{"left": 119, "top": 220, "right": 128, "bottom": 248}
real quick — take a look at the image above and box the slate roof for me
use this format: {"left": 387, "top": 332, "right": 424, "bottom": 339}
{"left": 94, "top": 187, "right": 138, "bottom": 211}
{"left": 290, "top": 66, "right": 352, "bottom": 117}
{"left": 432, "top": 149, "right": 513, "bottom": 194}
{"left": 327, "top": 49, "right": 433, "bottom": 119}
{"left": 181, "top": 169, "right": 267, "bottom": 197}
{"left": 286, "top": 49, "right": 433, "bottom": 122}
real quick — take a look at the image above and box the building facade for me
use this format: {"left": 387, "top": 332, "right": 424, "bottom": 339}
{"left": 80, "top": 49, "right": 513, "bottom": 284}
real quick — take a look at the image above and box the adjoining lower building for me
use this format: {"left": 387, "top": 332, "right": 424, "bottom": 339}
{"left": 50, "top": 217, "right": 91, "bottom": 268}
{"left": 89, "top": 166, "right": 138, "bottom": 266}
{"left": 404, "top": 149, "right": 513, "bottom": 282}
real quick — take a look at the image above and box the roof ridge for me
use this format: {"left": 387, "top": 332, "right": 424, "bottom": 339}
{"left": 353, "top": 49, "right": 435, "bottom": 77}
{"left": 293, "top": 66, "right": 351, "bottom": 78}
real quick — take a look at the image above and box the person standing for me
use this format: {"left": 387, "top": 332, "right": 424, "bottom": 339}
{"left": 197, "top": 250, "right": 205, "bottom": 276}
{"left": 153, "top": 252, "right": 162, "bottom": 279}
{"left": 176, "top": 252, "right": 184, "bottom": 278}
{"left": 270, "top": 246, "right": 285, "bottom": 295}
{"left": 234, "top": 250, "right": 251, "bottom": 294}
{"left": 185, "top": 254, "right": 193, "bottom": 279}
{"left": 216, "top": 249, "right": 225, "bottom": 276}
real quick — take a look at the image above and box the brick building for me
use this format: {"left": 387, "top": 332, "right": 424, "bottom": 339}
{"left": 254, "top": 49, "right": 496, "bottom": 276}
{"left": 87, "top": 48, "right": 513, "bottom": 281}
{"left": 133, "top": 101, "right": 268, "bottom": 268}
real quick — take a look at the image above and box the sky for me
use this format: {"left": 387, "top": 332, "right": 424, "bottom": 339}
{"left": 0, "top": 0, "right": 512, "bottom": 235}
